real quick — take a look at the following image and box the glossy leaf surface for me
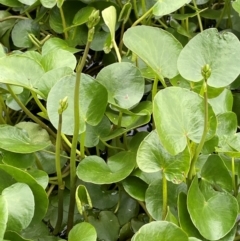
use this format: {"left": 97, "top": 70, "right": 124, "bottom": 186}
{"left": 123, "top": 25, "right": 182, "bottom": 79}
{"left": 153, "top": 87, "right": 216, "bottom": 155}
{"left": 178, "top": 28, "right": 240, "bottom": 88}
{"left": 0, "top": 125, "right": 50, "bottom": 153}
{"left": 77, "top": 152, "right": 136, "bottom": 184}
{"left": 132, "top": 221, "right": 188, "bottom": 241}
{"left": 68, "top": 222, "right": 97, "bottom": 241}
{"left": 96, "top": 62, "right": 144, "bottom": 109}
{"left": 187, "top": 177, "right": 238, "bottom": 240}
{"left": 3, "top": 183, "right": 34, "bottom": 231}
{"left": 137, "top": 131, "right": 190, "bottom": 183}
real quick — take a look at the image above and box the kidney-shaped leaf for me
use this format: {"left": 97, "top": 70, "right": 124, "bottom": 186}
{"left": 187, "top": 177, "right": 238, "bottom": 240}
{"left": 0, "top": 125, "right": 50, "bottom": 153}
{"left": 77, "top": 151, "right": 136, "bottom": 184}
{"left": 96, "top": 62, "right": 144, "bottom": 109}
{"left": 153, "top": 87, "right": 216, "bottom": 155}
{"left": 68, "top": 222, "right": 97, "bottom": 241}
{"left": 132, "top": 221, "right": 188, "bottom": 241}
{"left": 0, "top": 164, "right": 48, "bottom": 226}
{"left": 3, "top": 183, "right": 34, "bottom": 232}
{"left": 178, "top": 28, "right": 240, "bottom": 88}
{"left": 47, "top": 74, "right": 108, "bottom": 135}
{"left": 0, "top": 55, "right": 44, "bottom": 90}
{"left": 153, "top": 0, "right": 191, "bottom": 16}
{"left": 123, "top": 26, "right": 182, "bottom": 79}
{"left": 137, "top": 130, "right": 190, "bottom": 184}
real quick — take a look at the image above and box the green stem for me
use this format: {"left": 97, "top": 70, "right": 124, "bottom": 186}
{"left": 61, "top": 133, "right": 81, "bottom": 156}
{"left": 0, "top": 15, "right": 28, "bottom": 22}
{"left": 192, "top": 0, "right": 203, "bottom": 32}
{"left": 6, "top": 85, "right": 56, "bottom": 138}
{"left": 80, "top": 131, "right": 86, "bottom": 160}
{"left": 59, "top": 6, "right": 68, "bottom": 39}
{"left": 141, "top": 0, "right": 146, "bottom": 14}
{"left": 53, "top": 113, "right": 64, "bottom": 235}
{"left": 67, "top": 39, "right": 92, "bottom": 233}
{"left": 132, "top": 6, "right": 154, "bottom": 27}
{"left": 30, "top": 90, "right": 48, "bottom": 115}
{"left": 188, "top": 81, "right": 208, "bottom": 182}
{"left": 117, "top": 111, "right": 123, "bottom": 128}
{"left": 232, "top": 157, "right": 237, "bottom": 196}
{"left": 162, "top": 173, "right": 168, "bottom": 220}
{"left": 113, "top": 40, "right": 122, "bottom": 62}
{"left": 100, "top": 139, "right": 125, "bottom": 151}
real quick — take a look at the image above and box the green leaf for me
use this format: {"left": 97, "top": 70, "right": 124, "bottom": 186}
{"left": 4, "top": 231, "right": 33, "bottom": 241}
{"left": 85, "top": 116, "right": 111, "bottom": 148}
{"left": 47, "top": 74, "right": 108, "bottom": 135}
{"left": 18, "top": 0, "right": 36, "bottom": 5}
{"left": 3, "top": 183, "right": 34, "bottom": 232}
{"left": 153, "top": 0, "right": 191, "bottom": 16}
{"left": 116, "top": 191, "right": 139, "bottom": 226}
{"left": 137, "top": 131, "right": 190, "bottom": 184}
{"left": 0, "top": 11, "right": 16, "bottom": 38}
{"left": 102, "top": 6, "right": 116, "bottom": 40}
{"left": 0, "top": 55, "right": 45, "bottom": 90}
{"left": 178, "top": 193, "right": 202, "bottom": 239}
{"left": 78, "top": 181, "right": 118, "bottom": 210}
{"left": 208, "top": 89, "right": 233, "bottom": 115}
{"left": 21, "top": 222, "right": 49, "bottom": 240}
{"left": 36, "top": 67, "right": 73, "bottom": 99}
{"left": 35, "top": 145, "right": 68, "bottom": 175}
{"left": 177, "top": 28, "right": 240, "bottom": 88}
{"left": 187, "top": 177, "right": 238, "bottom": 240}
{"left": 122, "top": 176, "right": 148, "bottom": 201}
{"left": 153, "top": 87, "right": 216, "bottom": 155}
{"left": 75, "top": 185, "right": 92, "bottom": 215}
{"left": 201, "top": 155, "right": 232, "bottom": 192}
{"left": 77, "top": 151, "right": 136, "bottom": 184}
{"left": 27, "top": 169, "right": 49, "bottom": 189}
{"left": 133, "top": 221, "right": 188, "bottom": 241}
{"left": 233, "top": 0, "right": 240, "bottom": 14}
{"left": 16, "top": 122, "right": 50, "bottom": 146}
{"left": 11, "top": 19, "right": 40, "bottom": 48}
{"left": 41, "top": 49, "right": 76, "bottom": 71}
{"left": 1, "top": 150, "right": 34, "bottom": 169}
{"left": 96, "top": 62, "right": 144, "bottom": 109}
{"left": 72, "top": 7, "right": 95, "bottom": 27}
{"left": 216, "top": 112, "right": 237, "bottom": 145}
{"left": 68, "top": 222, "right": 97, "bottom": 241}
{"left": 42, "top": 37, "right": 80, "bottom": 55}
{"left": 89, "top": 211, "right": 120, "bottom": 241}
{"left": 145, "top": 179, "right": 187, "bottom": 220}
{"left": 123, "top": 26, "right": 182, "bottom": 79}
{"left": 0, "top": 195, "right": 7, "bottom": 239}
{"left": 0, "top": 164, "right": 48, "bottom": 226}
{"left": 0, "top": 0, "right": 22, "bottom": 8}
{"left": 0, "top": 125, "right": 50, "bottom": 153}
{"left": 40, "top": 0, "right": 57, "bottom": 8}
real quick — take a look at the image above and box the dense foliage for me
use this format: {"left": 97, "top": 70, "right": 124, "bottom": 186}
{"left": 1, "top": 0, "right": 240, "bottom": 240}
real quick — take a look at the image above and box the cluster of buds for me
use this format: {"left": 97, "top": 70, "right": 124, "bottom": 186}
{"left": 58, "top": 96, "right": 68, "bottom": 114}
{"left": 201, "top": 64, "right": 211, "bottom": 80}
{"left": 87, "top": 10, "right": 100, "bottom": 42}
